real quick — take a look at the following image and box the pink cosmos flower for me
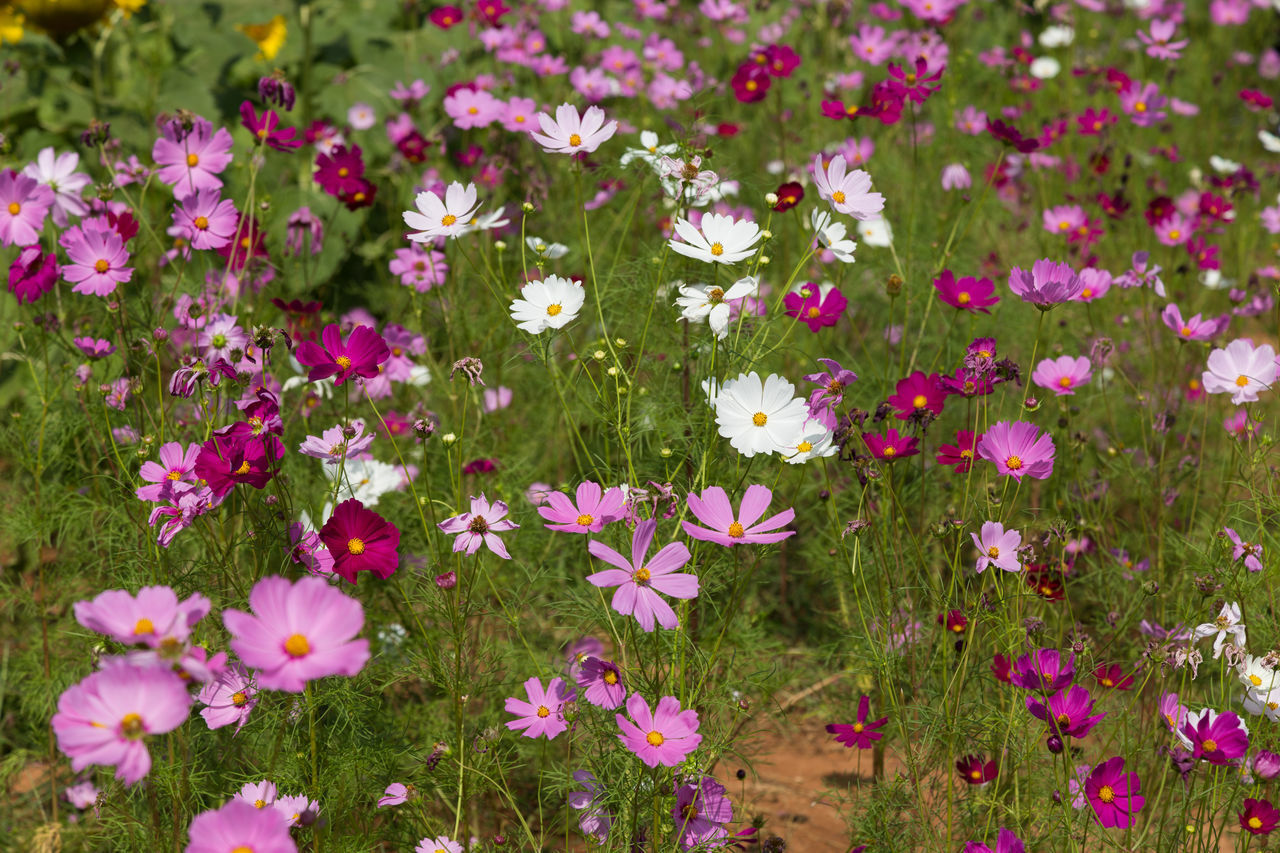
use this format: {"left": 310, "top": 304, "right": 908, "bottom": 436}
{"left": 811, "top": 153, "right": 884, "bottom": 219}
{"left": 1161, "top": 304, "right": 1227, "bottom": 342}
{"left": 185, "top": 799, "right": 298, "bottom": 853}
{"left": 1073, "top": 268, "right": 1111, "bottom": 302}
{"left": 52, "top": 660, "right": 192, "bottom": 786}
{"left": 274, "top": 794, "right": 319, "bottom": 827}
{"left": 0, "top": 169, "right": 55, "bottom": 247}
{"left": 59, "top": 220, "right": 132, "bottom": 297}
{"left": 977, "top": 421, "right": 1056, "bottom": 481}
{"left": 538, "top": 481, "right": 626, "bottom": 533}
{"left": 1007, "top": 259, "right": 1083, "bottom": 309}
{"left": 235, "top": 780, "right": 277, "bottom": 810}
{"left": 22, "top": 147, "right": 91, "bottom": 226}
{"left": 682, "top": 484, "right": 795, "bottom": 546}
{"left": 1010, "top": 649, "right": 1075, "bottom": 691}
{"left": 389, "top": 244, "right": 448, "bottom": 291}
{"left": 135, "top": 440, "right": 201, "bottom": 502}
{"left": 1032, "top": 355, "right": 1092, "bottom": 396}
{"left": 298, "top": 420, "right": 375, "bottom": 464}
{"left": 784, "top": 284, "right": 847, "bottom": 331}
{"left": 940, "top": 163, "right": 971, "bottom": 190}
{"left": 438, "top": 494, "right": 519, "bottom": 559}
{"left": 377, "top": 783, "right": 409, "bottom": 808}
{"left": 152, "top": 116, "right": 234, "bottom": 195}
{"left": 296, "top": 323, "right": 391, "bottom": 386}
{"left": 1202, "top": 339, "right": 1276, "bottom": 404}
{"left": 577, "top": 658, "right": 626, "bottom": 709}
{"left": 933, "top": 270, "right": 998, "bottom": 313}
{"left": 972, "top": 521, "right": 1021, "bottom": 573}
{"left": 197, "top": 662, "right": 258, "bottom": 732}
{"left": 531, "top": 103, "right": 618, "bottom": 154}
{"left": 587, "top": 519, "right": 698, "bottom": 632}
{"left": 223, "top": 575, "right": 370, "bottom": 692}
{"left": 1042, "top": 204, "right": 1086, "bottom": 237}
{"left": 1224, "top": 527, "right": 1264, "bottom": 572}
{"left": 962, "top": 828, "right": 1024, "bottom": 853}
{"left": 825, "top": 695, "right": 888, "bottom": 749}
{"left": 616, "top": 694, "right": 702, "bottom": 768}
{"left": 569, "top": 770, "right": 612, "bottom": 843}
{"left": 319, "top": 498, "right": 401, "bottom": 584}
{"left": 1085, "top": 757, "right": 1144, "bottom": 829}
{"left": 501, "top": 96, "right": 539, "bottom": 133}
{"left": 174, "top": 190, "right": 238, "bottom": 250}
{"left": 415, "top": 837, "right": 463, "bottom": 853}
{"left": 673, "top": 775, "right": 733, "bottom": 850}
{"left": 1138, "top": 19, "right": 1188, "bottom": 60}
{"left": 1027, "top": 685, "right": 1107, "bottom": 739}
{"left": 74, "top": 585, "right": 211, "bottom": 648}
{"left": 505, "top": 676, "right": 572, "bottom": 739}
{"left": 1120, "top": 81, "right": 1168, "bottom": 126}
{"left": 444, "top": 87, "right": 504, "bottom": 130}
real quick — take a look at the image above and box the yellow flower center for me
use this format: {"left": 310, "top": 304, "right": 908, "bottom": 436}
{"left": 253, "top": 800, "right": 266, "bottom": 809}
{"left": 1081, "top": 288, "right": 1093, "bottom": 298}
{"left": 883, "top": 446, "right": 897, "bottom": 457}
{"left": 1058, "top": 376, "right": 1072, "bottom": 388}
{"left": 232, "top": 691, "right": 248, "bottom": 706}
{"left": 7, "top": 202, "right": 20, "bottom": 215}
{"left": 576, "top": 514, "right": 594, "bottom": 526}
{"left": 193, "top": 215, "right": 209, "bottom": 230}
{"left": 1006, "top": 456, "right": 1023, "bottom": 470}
{"left": 468, "top": 106, "right": 479, "bottom": 115}
{"left": 970, "top": 770, "right": 982, "bottom": 780}
{"left": 646, "top": 730, "right": 665, "bottom": 746}
{"left": 1251, "top": 674, "right": 1263, "bottom": 686}
{"left": 604, "top": 670, "right": 618, "bottom": 684}
{"left": 1101, "top": 678, "right": 1114, "bottom": 687}
{"left": 232, "top": 847, "right": 253, "bottom": 853}
{"left": 569, "top": 133, "right": 582, "bottom": 146}
{"left": 235, "top": 460, "right": 252, "bottom": 475}
{"left": 1058, "top": 221, "right": 1070, "bottom": 231}
{"left": 338, "top": 167, "right": 349, "bottom": 178}
{"left": 546, "top": 303, "right": 563, "bottom": 316}
{"left": 120, "top": 713, "right": 144, "bottom": 739}
{"left": 797, "top": 441, "right": 813, "bottom": 452}
{"left": 1202, "top": 739, "right": 1217, "bottom": 752}
{"left": 1250, "top": 817, "right": 1263, "bottom": 829}
{"left": 633, "top": 566, "right": 651, "bottom": 584}
{"left": 166, "top": 469, "right": 183, "bottom": 480}
{"left": 441, "top": 214, "right": 457, "bottom": 226}
{"left": 94, "top": 259, "right": 110, "bottom": 273}
{"left": 808, "top": 307, "right": 821, "bottom": 318}
{"left": 1169, "top": 229, "right": 1181, "bottom": 241}
{"left": 186, "top": 153, "right": 199, "bottom": 167}
{"left": 336, "top": 356, "right": 353, "bottom": 370}
{"left": 832, "top": 190, "right": 846, "bottom": 204}
{"left": 536, "top": 705, "right": 550, "bottom": 718}
{"left": 1236, "top": 375, "right": 1250, "bottom": 387}
{"left": 1097, "top": 785, "right": 1115, "bottom": 803}
{"left": 284, "top": 633, "right": 310, "bottom": 657}
{"left": 987, "top": 546, "right": 999, "bottom": 558}
{"left": 347, "top": 537, "right": 365, "bottom": 555}
{"left": 1134, "top": 101, "right": 1146, "bottom": 113}
{"left": 912, "top": 394, "right": 928, "bottom": 409}
{"left": 708, "top": 287, "right": 725, "bottom": 303}
{"left": 746, "top": 80, "right": 758, "bottom": 91}
{"left": 134, "top": 618, "right": 155, "bottom": 635}
{"left": 957, "top": 292, "right": 971, "bottom": 304}
{"left": 752, "top": 412, "right": 768, "bottom": 426}
{"left": 710, "top": 242, "right": 724, "bottom": 256}
{"left": 728, "top": 522, "right": 745, "bottom": 538}
{"left": 960, "top": 449, "right": 973, "bottom": 459}
{"left": 852, "top": 722, "right": 864, "bottom": 732}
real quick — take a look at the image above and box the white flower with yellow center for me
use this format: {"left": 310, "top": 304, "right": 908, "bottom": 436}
{"left": 811, "top": 210, "right": 858, "bottom": 264}
{"left": 620, "top": 130, "right": 678, "bottom": 168}
{"left": 669, "top": 213, "right": 762, "bottom": 265}
{"left": 510, "top": 275, "right": 585, "bottom": 334}
{"left": 525, "top": 235, "right": 569, "bottom": 259}
{"left": 856, "top": 216, "right": 894, "bottom": 248}
{"left": 404, "top": 182, "right": 480, "bottom": 241}
{"left": 712, "top": 371, "right": 809, "bottom": 458}
{"left": 1238, "top": 655, "right": 1280, "bottom": 699}
{"left": 674, "top": 276, "right": 758, "bottom": 339}
{"left": 531, "top": 103, "right": 618, "bottom": 155}
{"left": 326, "top": 457, "right": 401, "bottom": 507}
{"left": 782, "top": 420, "right": 838, "bottom": 465}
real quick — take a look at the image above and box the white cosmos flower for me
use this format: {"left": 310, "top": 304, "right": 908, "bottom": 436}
{"left": 713, "top": 371, "right": 809, "bottom": 458}
{"left": 1260, "top": 129, "right": 1280, "bottom": 154}
{"left": 1038, "top": 25, "right": 1074, "bottom": 47}
{"left": 782, "top": 420, "right": 838, "bottom": 465}
{"left": 458, "top": 208, "right": 509, "bottom": 235}
{"left": 327, "top": 457, "right": 402, "bottom": 506}
{"left": 1029, "top": 57, "right": 1060, "bottom": 79}
{"left": 856, "top": 216, "right": 894, "bottom": 247}
{"left": 669, "top": 213, "right": 762, "bottom": 264}
{"left": 1202, "top": 339, "right": 1277, "bottom": 405}
{"left": 811, "top": 210, "right": 858, "bottom": 263}
{"left": 407, "top": 365, "right": 431, "bottom": 386}
{"left": 811, "top": 153, "right": 884, "bottom": 220}
{"left": 1209, "top": 155, "right": 1242, "bottom": 173}
{"left": 509, "top": 274, "right": 585, "bottom": 334}
{"left": 619, "top": 130, "right": 678, "bottom": 168}
{"left": 526, "top": 235, "right": 569, "bottom": 259}
{"left": 403, "top": 182, "right": 481, "bottom": 240}
{"left": 531, "top": 103, "right": 618, "bottom": 154}
{"left": 675, "top": 276, "right": 758, "bottom": 339}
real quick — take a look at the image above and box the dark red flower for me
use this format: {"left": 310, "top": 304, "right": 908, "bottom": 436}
{"left": 933, "top": 270, "right": 998, "bottom": 313}
{"left": 1092, "top": 663, "right": 1136, "bottom": 691}
{"left": 8, "top": 246, "right": 58, "bottom": 305}
{"left": 319, "top": 498, "right": 401, "bottom": 584}
{"left": 315, "top": 145, "right": 366, "bottom": 197}
{"left": 216, "top": 213, "right": 269, "bottom": 273}
{"left": 1241, "top": 798, "right": 1280, "bottom": 836}
{"left": 296, "top": 323, "right": 391, "bottom": 386}
{"left": 936, "top": 430, "right": 983, "bottom": 473}
{"left": 763, "top": 44, "right": 801, "bottom": 78}
{"left": 240, "top": 101, "right": 303, "bottom": 152}
{"left": 772, "top": 181, "right": 804, "bottom": 211}
{"left": 938, "top": 609, "right": 967, "bottom": 634}
{"left": 991, "top": 653, "right": 1012, "bottom": 684}
{"left": 956, "top": 754, "right": 997, "bottom": 786}
{"left": 987, "top": 119, "right": 1039, "bottom": 153}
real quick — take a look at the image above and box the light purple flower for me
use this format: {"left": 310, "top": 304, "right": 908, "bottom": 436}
{"left": 438, "top": 494, "right": 519, "bottom": 559}
{"left": 587, "top": 519, "right": 698, "bottom": 631}
{"left": 972, "top": 521, "right": 1021, "bottom": 573}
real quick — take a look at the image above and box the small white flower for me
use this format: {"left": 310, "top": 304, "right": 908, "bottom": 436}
{"left": 525, "top": 236, "right": 569, "bottom": 259}
{"left": 327, "top": 457, "right": 402, "bottom": 506}
{"left": 1260, "top": 128, "right": 1280, "bottom": 154}
{"left": 674, "top": 276, "right": 758, "bottom": 339}
{"left": 712, "top": 371, "right": 809, "bottom": 458}
{"left": 669, "top": 213, "right": 762, "bottom": 264}
{"left": 619, "top": 130, "right": 678, "bottom": 168}
{"left": 1209, "top": 155, "right": 1242, "bottom": 173}
{"left": 1038, "top": 25, "right": 1074, "bottom": 48}
{"left": 1193, "top": 601, "right": 1246, "bottom": 659}
{"left": 509, "top": 274, "right": 585, "bottom": 334}
{"left": 458, "top": 208, "right": 509, "bottom": 235}
{"left": 657, "top": 155, "right": 720, "bottom": 205}
{"left": 1029, "top": 57, "right": 1061, "bottom": 80}
{"left": 403, "top": 182, "right": 481, "bottom": 240}
{"left": 810, "top": 210, "right": 858, "bottom": 263}
{"left": 22, "top": 147, "right": 90, "bottom": 226}
{"left": 781, "top": 421, "right": 838, "bottom": 464}
{"left": 1238, "top": 655, "right": 1280, "bottom": 698}
{"left": 531, "top": 103, "right": 618, "bottom": 154}
{"left": 856, "top": 216, "right": 894, "bottom": 247}
{"left": 406, "top": 365, "right": 432, "bottom": 387}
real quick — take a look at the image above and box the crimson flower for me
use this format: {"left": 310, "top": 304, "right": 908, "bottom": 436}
{"left": 296, "top": 323, "right": 391, "bottom": 386}
{"left": 319, "top": 499, "right": 401, "bottom": 584}
{"left": 772, "top": 181, "right": 804, "bottom": 211}
{"left": 193, "top": 434, "right": 284, "bottom": 497}
{"left": 956, "top": 754, "right": 996, "bottom": 786}
{"left": 825, "top": 696, "right": 887, "bottom": 749}
{"left": 239, "top": 101, "right": 303, "bottom": 151}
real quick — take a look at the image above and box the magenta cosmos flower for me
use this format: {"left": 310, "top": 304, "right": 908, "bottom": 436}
{"left": 616, "top": 694, "right": 702, "bottom": 768}
{"left": 152, "top": 116, "right": 234, "bottom": 195}
{"left": 1180, "top": 708, "right": 1249, "bottom": 765}
{"left": 937, "top": 430, "right": 982, "bottom": 473}
{"left": 934, "top": 270, "right": 998, "bottom": 313}
{"left": 977, "top": 421, "right": 1055, "bottom": 481}
{"left": 52, "top": 660, "right": 192, "bottom": 786}
{"left": 74, "top": 585, "right": 211, "bottom": 648}
{"left": 826, "top": 695, "right": 888, "bottom": 749}
{"left": 1007, "top": 259, "right": 1083, "bottom": 309}
{"left": 1027, "top": 684, "right": 1107, "bottom": 739}
{"left": 438, "top": 494, "right": 519, "bottom": 559}
{"left": 887, "top": 370, "right": 945, "bottom": 420}
{"left": 682, "top": 484, "right": 795, "bottom": 546}
{"left": 223, "top": 575, "right": 370, "bottom": 692}
{"left": 9, "top": 245, "right": 58, "bottom": 304}
{"left": 505, "top": 676, "right": 572, "bottom": 739}
{"left": 1085, "top": 756, "right": 1144, "bottom": 829}
{"left": 862, "top": 427, "right": 919, "bottom": 461}
{"left": 962, "top": 828, "right": 1024, "bottom": 853}
{"left": 0, "top": 169, "right": 54, "bottom": 246}
{"left": 194, "top": 434, "right": 285, "bottom": 498}
{"left": 1032, "top": 355, "right": 1092, "bottom": 396}
{"left": 174, "top": 190, "right": 238, "bottom": 250}
{"left": 537, "top": 481, "right": 626, "bottom": 533}
{"left": 1010, "top": 649, "right": 1075, "bottom": 691}
{"left": 588, "top": 514, "right": 701, "bottom": 627}
{"left": 811, "top": 152, "right": 885, "bottom": 219}
{"left": 972, "top": 521, "right": 1021, "bottom": 574}
{"left": 240, "top": 101, "right": 303, "bottom": 151}
{"left": 185, "top": 799, "right": 297, "bottom": 853}
{"left": 296, "top": 323, "right": 391, "bottom": 386}
{"left": 59, "top": 220, "right": 133, "bottom": 297}
{"left": 587, "top": 519, "right": 699, "bottom": 631}
{"left": 1241, "top": 798, "right": 1280, "bottom": 836}
{"left": 319, "top": 499, "right": 400, "bottom": 583}
{"left": 784, "top": 284, "right": 847, "bottom": 331}
{"left": 956, "top": 755, "right": 998, "bottom": 787}
{"left": 1162, "top": 303, "right": 1228, "bottom": 342}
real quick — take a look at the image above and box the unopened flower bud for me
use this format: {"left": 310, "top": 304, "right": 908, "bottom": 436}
{"left": 1046, "top": 734, "right": 1064, "bottom": 754}
{"left": 764, "top": 192, "right": 779, "bottom": 206}
{"left": 435, "top": 571, "right": 457, "bottom": 589}
{"left": 441, "top": 432, "right": 457, "bottom": 446}
{"left": 521, "top": 201, "right": 535, "bottom": 213}
{"left": 885, "top": 274, "right": 903, "bottom": 296}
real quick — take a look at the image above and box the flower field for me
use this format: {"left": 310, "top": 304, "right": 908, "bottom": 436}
{"left": 2, "top": 0, "right": 1280, "bottom": 851}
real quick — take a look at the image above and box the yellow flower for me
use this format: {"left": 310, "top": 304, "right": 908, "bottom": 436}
{"left": 0, "top": 8, "right": 24, "bottom": 44}
{"left": 235, "top": 14, "right": 286, "bottom": 61}
{"left": 113, "top": 0, "right": 145, "bottom": 17}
